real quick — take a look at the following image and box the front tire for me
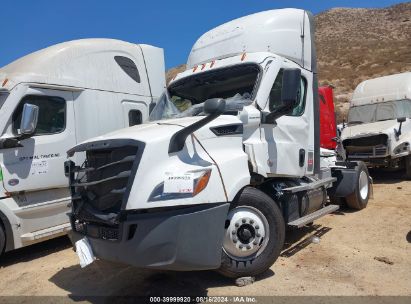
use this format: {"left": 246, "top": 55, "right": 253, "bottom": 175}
{"left": 218, "top": 187, "right": 285, "bottom": 278}
{"left": 346, "top": 162, "right": 370, "bottom": 210}
{"left": 405, "top": 155, "right": 411, "bottom": 180}
{"left": 0, "top": 224, "right": 5, "bottom": 256}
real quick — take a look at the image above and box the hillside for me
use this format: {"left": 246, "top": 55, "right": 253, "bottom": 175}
{"left": 166, "top": 2, "right": 411, "bottom": 121}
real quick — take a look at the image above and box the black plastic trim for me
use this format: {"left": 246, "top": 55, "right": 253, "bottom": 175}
{"left": 306, "top": 11, "right": 320, "bottom": 174}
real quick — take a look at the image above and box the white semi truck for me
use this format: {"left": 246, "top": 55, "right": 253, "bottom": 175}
{"left": 67, "top": 9, "right": 371, "bottom": 278}
{"left": 0, "top": 39, "right": 165, "bottom": 255}
{"left": 341, "top": 72, "right": 411, "bottom": 178}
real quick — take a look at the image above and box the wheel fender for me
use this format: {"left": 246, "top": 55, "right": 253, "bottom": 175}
{"left": 328, "top": 162, "right": 366, "bottom": 198}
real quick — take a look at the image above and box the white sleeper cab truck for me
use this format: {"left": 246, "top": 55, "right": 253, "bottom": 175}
{"left": 0, "top": 39, "right": 165, "bottom": 255}
{"left": 67, "top": 9, "right": 371, "bottom": 278}
{"left": 341, "top": 72, "right": 411, "bottom": 178}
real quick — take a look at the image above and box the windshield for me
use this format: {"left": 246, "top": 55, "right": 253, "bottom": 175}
{"left": 348, "top": 99, "right": 411, "bottom": 125}
{"left": 0, "top": 91, "right": 9, "bottom": 110}
{"left": 150, "top": 64, "right": 260, "bottom": 121}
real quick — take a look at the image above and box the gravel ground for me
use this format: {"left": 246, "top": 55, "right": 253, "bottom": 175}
{"left": 0, "top": 174, "right": 410, "bottom": 300}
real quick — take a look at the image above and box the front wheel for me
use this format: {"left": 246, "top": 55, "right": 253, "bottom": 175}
{"left": 405, "top": 155, "right": 411, "bottom": 180}
{"left": 0, "top": 224, "right": 5, "bottom": 256}
{"left": 218, "top": 187, "right": 285, "bottom": 278}
{"left": 346, "top": 162, "right": 370, "bottom": 210}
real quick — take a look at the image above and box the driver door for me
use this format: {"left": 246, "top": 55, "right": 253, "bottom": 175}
{"left": 1, "top": 87, "right": 76, "bottom": 237}
{"left": 261, "top": 66, "right": 313, "bottom": 177}
{"left": 2, "top": 87, "right": 76, "bottom": 192}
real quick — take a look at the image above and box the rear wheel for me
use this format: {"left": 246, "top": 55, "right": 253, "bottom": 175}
{"left": 346, "top": 162, "right": 370, "bottom": 210}
{"left": 218, "top": 187, "right": 285, "bottom": 278}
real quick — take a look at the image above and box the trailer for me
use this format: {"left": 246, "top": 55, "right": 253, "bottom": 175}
{"left": 67, "top": 9, "right": 371, "bottom": 278}
{"left": 0, "top": 39, "right": 165, "bottom": 255}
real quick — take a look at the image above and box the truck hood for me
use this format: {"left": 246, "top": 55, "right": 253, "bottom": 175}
{"left": 68, "top": 115, "right": 242, "bottom": 154}
{"left": 341, "top": 119, "right": 399, "bottom": 140}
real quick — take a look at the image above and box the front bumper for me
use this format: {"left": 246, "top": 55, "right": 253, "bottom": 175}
{"left": 69, "top": 203, "right": 230, "bottom": 271}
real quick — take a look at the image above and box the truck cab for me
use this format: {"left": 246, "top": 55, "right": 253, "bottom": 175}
{"left": 67, "top": 9, "right": 371, "bottom": 278}
{"left": 0, "top": 39, "right": 165, "bottom": 254}
{"left": 341, "top": 72, "right": 411, "bottom": 178}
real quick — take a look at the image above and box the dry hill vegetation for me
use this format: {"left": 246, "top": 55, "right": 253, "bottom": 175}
{"left": 166, "top": 2, "right": 411, "bottom": 122}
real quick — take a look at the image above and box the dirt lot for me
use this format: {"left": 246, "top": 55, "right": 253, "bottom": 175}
{"left": 0, "top": 173, "right": 410, "bottom": 300}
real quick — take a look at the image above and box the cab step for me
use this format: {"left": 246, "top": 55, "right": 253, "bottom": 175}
{"left": 288, "top": 204, "right": 339, "bottom": 228}
{"left": 21, "top": 222, "right": 71, "bottom": 242}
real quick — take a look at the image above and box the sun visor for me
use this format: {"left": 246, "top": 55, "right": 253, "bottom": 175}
{"left": 187, "top": 8, "right": 314, "bottom": 71}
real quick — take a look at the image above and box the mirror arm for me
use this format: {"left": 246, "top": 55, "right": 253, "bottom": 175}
{"left": 168, "top": 113, "right": 221, "bottom": 153}
{"left": 0, "top": 137, "right": 23, "bottom": 149}
{"left": 395, "top": 122, "right": 403, "bottom": 138}
{"left": 0, "top": 132, "right": 34, "bottom": 149}
{"left": 261, "top": 105, "right": 293, "bottom": 124}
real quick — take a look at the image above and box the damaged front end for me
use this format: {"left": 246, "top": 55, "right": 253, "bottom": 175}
{"left": 66, "top": 139, "right": 144, "bottom": 241}
{"left": 65, "top": 136, "right": 230, "bottom": 271}
{"left": 343, "top": 134, "right": 392, "bottom": 167}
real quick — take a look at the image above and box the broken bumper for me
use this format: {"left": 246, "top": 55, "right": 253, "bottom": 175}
{"left": 69, "top": 203, "right": 229, "bottom": 271}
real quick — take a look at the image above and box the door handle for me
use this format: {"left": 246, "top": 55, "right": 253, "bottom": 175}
{"left": 299, "top": 149, "right": 305, "bottom": 167}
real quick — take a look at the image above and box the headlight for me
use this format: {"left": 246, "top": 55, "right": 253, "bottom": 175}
{"left": 394, "top": 142, "right": 410, "bottom": 154}
{"left": 148, "top": 169, "right": 212, "bottom": 202}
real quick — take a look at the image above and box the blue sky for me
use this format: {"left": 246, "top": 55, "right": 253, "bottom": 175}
{"left": 0, "top": 0, "right": 406, "bottom": 69}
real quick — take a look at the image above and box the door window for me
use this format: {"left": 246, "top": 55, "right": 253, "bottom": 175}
{"left": 268, "top": 69, "right": 307, "bottom": 116}
{"left": 13, "top": 95, "right": 66, "bottom": 135}
{"left": 129, "top": 109, "right": 142, "bottom": 126}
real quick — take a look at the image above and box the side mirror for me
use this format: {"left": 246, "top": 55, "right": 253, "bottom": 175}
{"left": 20, "top": 103, "right": 39, "bottom": 136}
{"left": 204, "top": 98, "right": 226, "bottom": 115}
{"left": 395, "top": 117, "right": 406, "bottom": 138}
{"left": 262, "top": 68, "right": 301, "bottom": 124}
{"left": 281, "top": 68, "right": 302, "bottom": 108}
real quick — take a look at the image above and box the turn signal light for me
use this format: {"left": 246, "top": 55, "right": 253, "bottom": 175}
{"left": 193, "top": 170, "right": 211, "bottom": 196}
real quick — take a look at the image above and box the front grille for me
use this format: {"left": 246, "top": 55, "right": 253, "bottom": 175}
{"left": 69, "top": 142, "right": 140, "bottom": 236}
{"left": 343, "top": 134, "right": 388, "bottom": 147}
{"left": 344, "top": 134, "right": 389, "bottom": 159}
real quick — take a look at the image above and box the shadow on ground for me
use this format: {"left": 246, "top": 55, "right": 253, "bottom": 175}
{"left": 0, "top": 219, "right": 333, "bottom": 300}
{"left": 48, "top": 225, "right": 331, "bottom": 300}
{"left": 49, "top": 258, "right": 274, "bottom": 301}
{"left": 0, "top": 236, "right": 71, "bottom": 267}
{"left": 368, "top": 168, "right": 407, "bottom": 184}
{"left": 282, "top": 224, "right": 332, "bottom": 258}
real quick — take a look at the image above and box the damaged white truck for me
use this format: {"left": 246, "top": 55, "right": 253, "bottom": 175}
{"left": 67, "top": 9, "right": 371, "bottom": 278}
{"left": 341, "top": 72, "right": 411, "bottom": 178}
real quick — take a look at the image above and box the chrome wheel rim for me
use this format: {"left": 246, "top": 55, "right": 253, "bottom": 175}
{"left": 223, "top": 206, "right": 269, "bottom": 261}
{"left": 359, "top": 170, "right": 369, "bottom": 200}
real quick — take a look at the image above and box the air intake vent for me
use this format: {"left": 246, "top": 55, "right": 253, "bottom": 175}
{"left": 210, "top": 124, "right": 243, "bottom": 136}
